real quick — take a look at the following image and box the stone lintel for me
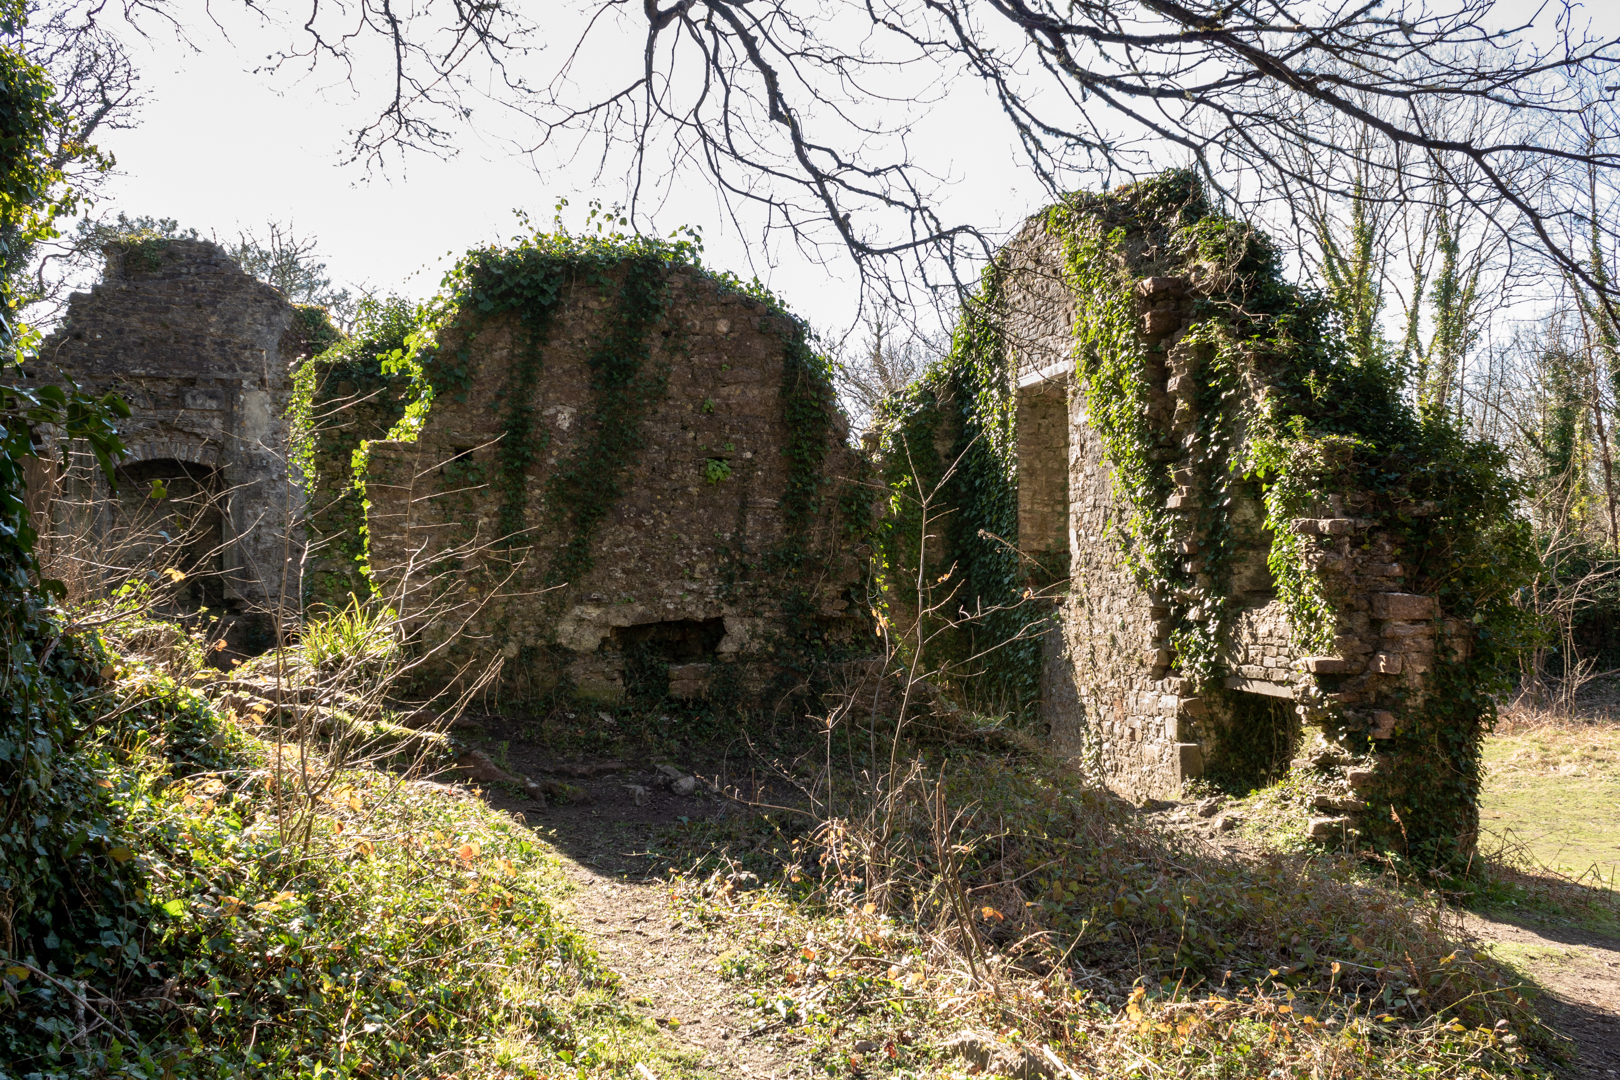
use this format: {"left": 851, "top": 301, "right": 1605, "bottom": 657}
{"left": 1224, "top": 675, "right": 1294, "bottom": 698}
{"left": 1015, "top": 360, "right": 1072, "bottom": 389}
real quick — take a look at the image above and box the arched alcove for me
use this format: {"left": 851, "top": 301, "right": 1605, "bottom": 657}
{"left": 109, "top": 458, "right": 227, "bottom": 611}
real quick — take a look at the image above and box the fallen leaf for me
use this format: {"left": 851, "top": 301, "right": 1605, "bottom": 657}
{"left": 107, "top": 845, "right": 133, "bottom": 863}
{"left": 5, "top": 966, "right": 28, "bottom": 981}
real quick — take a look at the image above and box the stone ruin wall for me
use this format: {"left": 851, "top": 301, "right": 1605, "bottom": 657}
{"left": 997, "top": 214, "right": 1456, "bottom": 826}
{"left": 23, "top": 222, "right": 1468, "bottom": 839}
{"left": 363, "top": 263, "right": 870, "bottom": 705}
{"left": 28, "top": 240, "right": 310, "bottom": 648}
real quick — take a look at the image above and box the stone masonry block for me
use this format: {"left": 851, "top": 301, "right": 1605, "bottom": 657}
{"left": 1143, "top": 309, "right": 1180, "bottom": 336}
{"left": 1137, "top": 276, "right": 1186, "bottom": 297}
{"left": 1371, "top": 592, "right": 1437, "bottom": 620}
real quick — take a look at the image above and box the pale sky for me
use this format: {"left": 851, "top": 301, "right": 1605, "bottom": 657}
{"left": 78, "top": 0, "right": 1619, "bottom": 340}
{"left": 83, "top": 2, "right": 1042, "bottom": 337}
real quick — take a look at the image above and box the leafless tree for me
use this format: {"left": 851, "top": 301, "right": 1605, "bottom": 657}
{"left": 833, "top": 307, "right": 944, "bottom": 435}
{"left": 224, "top": 221, "right": 359, "bottom": 327}
{"left": 170, "top": 0, "right": 1617, "bottom": 319}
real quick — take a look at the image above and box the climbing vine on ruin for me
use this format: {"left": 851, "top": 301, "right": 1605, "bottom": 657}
{"left": 361, "top": 219, "right": 872, "bottom": 701}
{"left": 293, "top": 298, "right": 416, "bottom": 606}
{"left": 544, "top": 257, "right": 673, "bottom": 586}
{"left": 875, "top": 265, "right": 1042, "bottom": 713}
{"left": 402, "top": 224, "right": 703, "bottom": 588}
{"left": 1047, "top": 171, "right": 1539, "bottom": 865}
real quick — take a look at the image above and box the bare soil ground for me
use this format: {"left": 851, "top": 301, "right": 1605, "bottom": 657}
{"left": 470, "top": 720, "right": 808, "bottom": 1080}
{"left": 1462, "top": 912, "right": 1620, "bottom": 1079}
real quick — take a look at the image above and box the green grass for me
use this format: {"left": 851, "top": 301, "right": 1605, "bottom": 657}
{"left": 5, "top": 655, "right": 705, "bottom": 1080}
{"left": 1479, "top": 716, "right": 1620, "bottom": 886}
{"left": 298, "top": 594, "right": 401, "bottom": 672}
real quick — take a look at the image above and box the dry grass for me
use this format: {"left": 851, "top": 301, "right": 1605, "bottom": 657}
{"left": 662, "top": 738, "right": 1550, "bottom": 1079}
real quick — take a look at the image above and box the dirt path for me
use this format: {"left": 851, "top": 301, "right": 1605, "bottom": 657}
{"left": 558, "top": 859, "right": 806, "bottom": 1079}
{"left": 1462, "top": 913, "right": 1620, "bottom": 1078}
{"left": 470, "top": 726, "right": 1619, "bottom": 1079}
{"left": 478, "top": 743, "right": 806, "bottom": 1080}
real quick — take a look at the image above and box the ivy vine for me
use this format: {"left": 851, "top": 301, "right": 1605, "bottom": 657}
{"left": 1047, "top": 171, "right": 1537, "bottom": 866}
{"left": 293, "top": 298, "right": 421, "bottom": 608}
{"left": 875, "top": 265, "right": 1042, "bottom": 714}
{"left": 328, "top": 219, "right": 872, "bottom": 704}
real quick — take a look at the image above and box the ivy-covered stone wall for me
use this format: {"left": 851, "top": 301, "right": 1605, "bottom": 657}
{"left": 295, "top": 299, "right": 417, "bottom": 610}
{"left": 885, "top": 172, "right": 1534, "bottom": 866}
{"left": 361, "top": 243, "right": 873, "bottom": 707}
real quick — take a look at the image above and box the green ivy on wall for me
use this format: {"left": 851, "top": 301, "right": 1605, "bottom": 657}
{"left": 292, "top": 297, "right": 422, "bottom": 609}
{"left": 320, "top": 213, "right": 873, "bottom": 704}
{"left": 1046, "top": 171, "right": 1537, "bottom": 867}
{"left": 392, "top": 223, "right": 709, "bottom": 585}
{"left": 874, "top": 265, "right": 1042, "bottom": 715}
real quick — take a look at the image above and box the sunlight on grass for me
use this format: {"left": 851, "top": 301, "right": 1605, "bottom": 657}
{"left": 1480, "top": 713, "right": 1620, "bottom": 887}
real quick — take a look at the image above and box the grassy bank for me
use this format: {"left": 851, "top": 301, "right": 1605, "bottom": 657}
{"left": 11, "top": 613, "right": 1595, "bottom": 1079}
{"left": 1478, "top": 710, "right": 1620, "bottom": 890}
{"left": 3, "top": 641, "right": 696, "bottom": 1080}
